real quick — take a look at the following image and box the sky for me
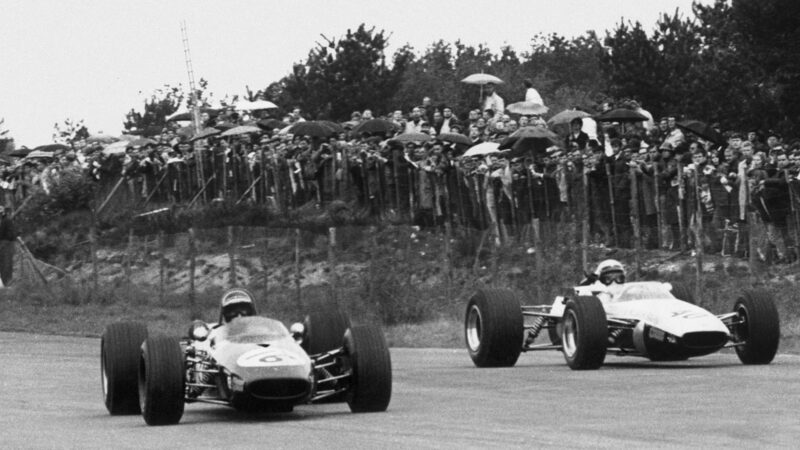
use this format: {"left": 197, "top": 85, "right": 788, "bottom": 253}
{"left": 0, "top": 0, "right": 712, "bottom": 147}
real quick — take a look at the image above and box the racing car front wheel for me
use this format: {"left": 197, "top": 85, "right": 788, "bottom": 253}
{"left": 303, "top": 302, "right": 351, "bottom": 355}
{"left": 138, "top": 335, "right": 185, "bottom": 425}
{"left": 101, "top": 322, "right": 148, "bottom": 415}
{"left": 344, "top": 325, "right": 392, "bottom": 413}
{"left": 732, "top": 290, "right": 780, "bottom": 365}
{"left": 464, "top": 289, "right": 524, "bottom": 367}
{"left": 562, "top": 296, "right": 608, "bottom": 370}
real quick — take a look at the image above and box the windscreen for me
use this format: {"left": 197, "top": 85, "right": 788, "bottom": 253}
{"left": 217, "top": 316, "right": 290, "bottom": 343}
{"left": 609, "top": 282, "right": 677, "bottom": 303}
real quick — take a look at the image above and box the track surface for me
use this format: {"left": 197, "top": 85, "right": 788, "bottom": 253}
{"left": 2, "top": 331, "right": 799, "bottom": 448}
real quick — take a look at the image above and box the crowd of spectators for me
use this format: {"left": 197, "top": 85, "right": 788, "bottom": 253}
{"left": 5, "top": 84, "right": 800, "bottom": 264}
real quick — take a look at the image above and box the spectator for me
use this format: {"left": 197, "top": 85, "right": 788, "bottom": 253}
{"left": 0, "top": 205, "right": 16, "bottom": 286}
{"left": 482, "top": 83, "right": 505, "bottom": 115}
{"left": 523, "top": 79, "right": 544, "bottom": 105}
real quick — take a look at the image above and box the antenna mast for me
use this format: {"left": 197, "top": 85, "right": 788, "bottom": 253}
{"left": 180, "top": 21, "right": 202, "bottom": 132}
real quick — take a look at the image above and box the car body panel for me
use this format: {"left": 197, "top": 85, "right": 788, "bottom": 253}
{"left": 195, "top": 316, "right": 314, "bottom": 403}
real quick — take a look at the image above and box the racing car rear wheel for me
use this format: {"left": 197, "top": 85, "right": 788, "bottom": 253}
{"left": 732, "top": 290, "right": 780, "bottom": 365}
{"left": 344, "top": 325, "right": 392, "bottom": 413}
{"left": 303, "top": 302, "right": 351, "bottom": 355}
{"left": 670, "top": 282, "right": 696, "bottom": 305}
{"left": 138, "top": 335, "right": 185, "bottom": 425}
{"left": 562, "top": 296, "right": 608, "bottom": 370}
{"left": 464, "top": 289, "right": 524, "bottom": 367}
{"left": 101, "top": 322, "right": 148, "bottom": 415}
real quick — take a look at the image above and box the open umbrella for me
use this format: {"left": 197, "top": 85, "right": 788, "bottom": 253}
{"left": 8, "top": 147, "right": 32, "bottom": 157}
{"left": 86, "top": 134, "right": 118, "bottom": 144}
{"left": 594, "top": 108, "right": 648, "bottom": 123}
{"left": 236, "top": 99, "right": 278, "bottom": 110}
{"left": 676, "top": 120, "right": 726, "bottom": 146}
{"left": 461, "top": 73, "right": 503, "bottom": 85}
{"left": 498, "top": 126, "right": 560, "bottom": 157}
{"left": 129, "top": 137, "right": 158, "bottom": 147}
{"left": 547, "top": 109, "right": 591, "bottom": 129}
{"left": 462, "top": 142, "right": 501, "bottom": 157}
{"left": 221, "top": 125, "right": 262, "bottom": 137}
{"left": 437, "top": 133, "right": 473, "bottom": 146}
{"left": 289, "top": 121, "right": 336, "bottom": 138}
{"left": 506, "top": 102, "right": 549, "bottom": 116}
{"left": 166, "top": 108, "right": 220, "bottom": 122}
{"left": 26, "top": 150, "right": 57, "bottom": 160}
{"left": 351, "top": 119, "right": 398, "bottom": 136}
{"left": 389, "top": 132, "right": 432, "bottom": 144}
{"left": 118, "top": 134, "right": 139, "bottom": 142}
{"left": 257, "top": 118, "right": 285, "bottom": 131}
{"left": 33, "top": 143, "right": 70, "bottom": 153}
{"left": 189, "top": 127, "right": 221, "bottom": 142}
{"left": 319, "top": 120, "right": 345, "bottom": 135}
{"left": 102, "top": 141, "right": 130, "bottom": 155}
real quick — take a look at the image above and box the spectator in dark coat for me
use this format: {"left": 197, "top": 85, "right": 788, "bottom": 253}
{"left": 0, "top": 205, "right": 17, "bottom": 286}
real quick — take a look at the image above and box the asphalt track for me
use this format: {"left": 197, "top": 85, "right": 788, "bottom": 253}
{"left": 2, "top": 331, "right": 799, "bottom": 449}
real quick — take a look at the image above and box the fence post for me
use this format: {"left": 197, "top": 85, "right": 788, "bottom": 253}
{"left": 294, "top": 228, "right": 302, "bottom": 309}
{"left": 328, "top": 227, "right": 338, "bottom": 302}
{"left": 228, "top": 225, "right": 236, "bottom": 288}
{"left": 124, "top": 228, "right": 134, "bottom": 284}
{"left": 261, "top": 227, "right": 269, "bottom": 308}
{"left": 630, "top": 166, "right": 642, "bottom": 278}
{"left": 693, "top": 170, "right": 704, "bottom": 302}
{"left": 188, "top": 227, "right": 197, "bottom": 319}
{"left": 581, "top": 170, "right": 590, "bottom": 273}
{"left": 158, "top": 231, "right": 165, "bottom": 302}
{"left": 676, "top": 160, "right": 687, "bottom": 252}
{"left": 90, "top": 224, "right": 99, "bottom": 292}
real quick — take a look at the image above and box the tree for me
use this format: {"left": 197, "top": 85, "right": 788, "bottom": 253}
{"left": 53, "top": 118, "right": 90, "bottom": 148}
{"left": 274, "top": 24, "right": 401, "bottom": 120}
{"left": 122, "top": 84, "right": 185, "bottom": 137}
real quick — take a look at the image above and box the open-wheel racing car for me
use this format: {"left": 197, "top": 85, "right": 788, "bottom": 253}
{"left": 465, "top": 281, "right": 780, "bottom": 370}
{"left": 101, "top": 288, "right": 392, "bottom": 425}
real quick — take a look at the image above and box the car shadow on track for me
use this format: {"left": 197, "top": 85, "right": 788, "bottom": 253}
{"left": 178, "top": 405, "right": 353, "bottom": 425}
{"left": 600, "top": 360, "right": 743, "bottom": 370}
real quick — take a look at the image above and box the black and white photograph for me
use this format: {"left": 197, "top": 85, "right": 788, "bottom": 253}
{"left": 1, "top": 0, "right": 799, "bottom": 447}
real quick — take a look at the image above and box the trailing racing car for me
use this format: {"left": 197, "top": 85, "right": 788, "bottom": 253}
{"left": 101, "top": 288, "right": 392, "bottom": 425}
{"left": 464, "top": 280, "right": 780, "bottom": 370}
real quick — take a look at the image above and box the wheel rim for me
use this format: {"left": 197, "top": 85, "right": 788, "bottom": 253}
{"left": 735, "top": 303, "right": 750, "bottom": 342}
{"left": 466, "top": 305, "right": 483, "bottom": 352}
{"left": 137, "top": 355, "right": 147, "bottom": 413}
{"left": 101, "top": 347, "right": 109, "bottom": 400}
{"left": 563, "top": 310, "right": 578, "bottom": 358}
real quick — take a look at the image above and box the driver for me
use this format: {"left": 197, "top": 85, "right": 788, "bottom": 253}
{"left": 219, "top": 288, "right": 257, "bottom": 324}
{"left": 594, "top": 259, "right": 626, "bottom": 285}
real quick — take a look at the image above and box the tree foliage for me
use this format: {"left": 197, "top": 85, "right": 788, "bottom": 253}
{"left": 52, "top": 118, "right": 90, "bottom": 148}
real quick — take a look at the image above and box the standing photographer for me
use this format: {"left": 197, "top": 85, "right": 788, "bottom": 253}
{"left": 0, "top": 205, "right": 17, "bottom": 286}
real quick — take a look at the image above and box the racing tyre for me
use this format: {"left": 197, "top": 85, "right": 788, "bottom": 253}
{"left": 101, "top": 322, "right": 148, "bottom": 415}
{"left": 138, "top": 335, "right": 185, "bottom": 425}
{"left": 732, "top": 290, "right": 780, "bottom": 365}
{"left": 345, "top": 325, "right": 392, "bottom": 413}
{"left": 465, "top": 289, "right": 524, "bottom": 367}
{"left": 670, "top": 282, "right": 696, "bottom": 305}
{"left": 562, "top": 296, "right": 608, "bottom": 370}
{"left": 303, "top": 302, "right": 351, "bottom": 355}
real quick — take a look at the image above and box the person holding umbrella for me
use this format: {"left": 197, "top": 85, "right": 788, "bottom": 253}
{"left": 483, "top": 83, "right": 505, "bottom": 115}
{"left": 565, "top": 118, "right": 589, "bottom": 151}
{"left": 523, "top": 79, "right": 544, "bottom": 105}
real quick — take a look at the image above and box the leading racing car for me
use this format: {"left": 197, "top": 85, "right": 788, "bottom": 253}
{"left": 465, "top": 260, "right": 780, "bottom": 370}
{"left": 101, "top": 288, "right": 392, "bottom": 425}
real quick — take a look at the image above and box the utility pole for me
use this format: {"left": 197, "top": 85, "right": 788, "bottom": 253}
{"left": 180, "top": 21, "right": 202, "bottom": 133}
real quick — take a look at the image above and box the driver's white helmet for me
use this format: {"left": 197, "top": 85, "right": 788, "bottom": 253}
{"left": 595, "top": 259, "right": 626, "bottom": 285}
{"left": 219, "top": 288, "right": 257, "bottom": 324}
